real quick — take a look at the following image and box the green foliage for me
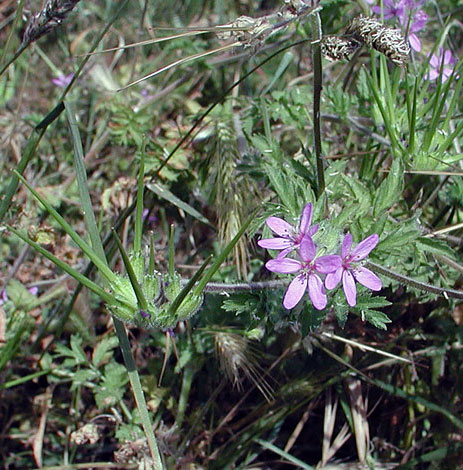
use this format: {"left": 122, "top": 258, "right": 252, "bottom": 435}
{"left": 2, "top": 0, "right": 463, "bottom": 467}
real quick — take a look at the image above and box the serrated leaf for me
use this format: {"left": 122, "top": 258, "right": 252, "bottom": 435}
{"left": 377, "top": 223, "right": 420, "bottom": 252}
{"left": 373, "top": 159, "right": 404, "bottom": 217}
{"left": 70, "top": 335, "right": 88, "bottom": 364}
{"left": 92, "top": 335, "right": 119, "bottom": 367}
{"left": 363, "top": 310, "right": 392, "bottom": 330}
{"left": 71, "top": 369, "right": 100, "bottom": 389}
{"left": 222, "top": 294, "right": 259, "bottom": 315}
{"left": 355, "top": 295, "right": 392, "bottom": 309}
{"left": 416, "top": 237, "right": 456, "bottom": 259}
{"left": 103, "top": 362, "right": 128, "bottom": 387}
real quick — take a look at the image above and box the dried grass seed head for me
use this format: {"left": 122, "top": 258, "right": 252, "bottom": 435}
{"left": 345, "top": 15, "right": 410, "bottom": 66}
{"left": 321, "top": 35, "right": 363, "bottom": 61}
{"left": 22, "top": 0, "right": 81, "bottom": 45}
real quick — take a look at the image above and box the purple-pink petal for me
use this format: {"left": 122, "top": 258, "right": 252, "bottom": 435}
{"left": 308, "top": 274, "right": 327, "bottom": 310}
{"left": 266, "top": 258, "right": 302, "bottom": 274}
{"left": 266, "top": 217, "right": 294, "bottom": 238}
{"left": 353, "top": 267, "right": 382, "bottom": 291}
{"left": 408, "top": 33, "right": 421, "bottom": 52}
{"left": 443, "top": 49, "right": 456, "bottom": 65}
{"left": 410, "top": 11, "right": 427, "bottom": 32}
{"left": 258, "top": 238, "right": 293, "bottom": 250}
{"left": 341, "top": 233, "right": 353, "bottom": 259}
{"left": 308, "top": 223, "right": 319, "bottom": 237}
{"left": 350, "top": 234, "right": 379, "bottom": 262}
{"left": 283, "top": 274, "right": 307, "bottom": 309}
{"left": 314, "top": 255, "right": 342, "bottom": 274}
{"left": 325, "top": 267, "right": 343, "bottom": 290}
{"left": 298, "top": 203, "right": 313, "bottom": 236}
{"left": 299, "top": 236, "right": 316, "bottom": 262}
{"left": 342, "top": 270, "right": 357, "bottom": 307}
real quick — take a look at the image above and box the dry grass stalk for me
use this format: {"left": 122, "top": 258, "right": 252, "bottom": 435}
{"left": 345, "top": 377, "right": 370, "bottom": 463}
{"left": 22, "top": 0, "right": 81, "bottom": 45}
{"left": 318, "top": 388, "right": 351, "bottom": 468}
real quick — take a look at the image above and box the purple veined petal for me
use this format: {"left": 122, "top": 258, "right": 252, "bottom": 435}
{"left": 408, "top": 33, "right": 421, "bottom": 52}
{"left": 315, "top": 255, "right": 342, "bottom": 274}
{"left": 299, "top": 236, "right": 316, "bottom": 262}
{"left": 283, "top": 274, "right": 308, "bottom": 309}
{"left": 258, "top": 237, "right": 293, "bottom": 250}
{"left": 308, "top": 273, "right": 327, "bottom": 310}
{"left": 325, "top": 267, "right": 343, "bottom": 290}
{"left": 341, "top": 233, "right": 353, "bottom": 259}
{"left": 298, "top": 203, "right": 313, "bottom": 236}
{"left": 266, "top": 217, "right": 294, "bottom": 238}
{"left": 266, "top": 258, "right": 302, "bottom": 274}
{"left": 353, "top": 267, "right": 382, "bottom": 291}
{"left": 342, "top": 269, "right": 357, "bottom": 307}
{"left": 350, "top": 234, "right": 379, "bottom": 262}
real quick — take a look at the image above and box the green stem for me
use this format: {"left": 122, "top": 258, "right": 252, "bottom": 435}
{"left": 366, "top": 261, "right": 463, "bottom": 300}
{"left": 311, "top": 13, "right": 325, "bottom": 198}
{"left": 113, "top": 319, "right": 164, "bottom": 469}
{"left": 0, "top": 0, "right": 26, "bottom": 77}
{"left": 176, "top": 364, "right": 195, "bottom": 429}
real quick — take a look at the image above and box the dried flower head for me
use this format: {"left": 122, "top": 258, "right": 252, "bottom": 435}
{"left": 213, "top": 330, "right": 273, "bottom": 400}
{"left": 345, "top": 15, "right": 410, "bottom": 66}
{"left": 22, "top": 0, "right": 81, "bottom": 46}
{"left": 217, "top": 15, "right": 271, "bottom": 48}
{"left": 321, "top": 35, "right": 362, "bottom": 61}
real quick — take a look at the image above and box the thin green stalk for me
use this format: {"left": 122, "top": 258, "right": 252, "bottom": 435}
{"left": 68, "top": 101, "right": 163, "bottom": 466}
{"left": 134, "top": 143, "right": 146, "bottom": 255}
{"left": 8, "top": 226, "right": 120, "bottom": 306}
{"left": 0, "top": 0, "right": 26, "bottom": 76}
{"left": 13, "top": 171, "right": 117, "bottom": 284}
{"left": 176, "top": 363, "right": 195, "bottom": 429}
{"left": 166, "top": 255, "right": 212, "bottom": 318}
{"left": 311, "top": 13, "right": 325, "bottom": 198}
{"left": 113, "top": 319, "right": 164, "bottom": 469}
{"left": 112, "top": 229, "right": 149, "bottom": 311}
{"left": 66, "top": 101, "right": 108, "bottom": 262}
{"left": 168, "top": 225, "right": 175, "bottom": 277}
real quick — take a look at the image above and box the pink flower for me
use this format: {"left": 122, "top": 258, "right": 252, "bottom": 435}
{"left": 266, "top": 237, "right": 341, "bottom": 310}
{"left": 325, "top": 233, "right": 382, "bottom": 307}
{"left": 427, "top": 48, "right": 457, "bottom": 82}
{"left": 258, "top": 203, "right": 319, "bottom": 258}
{"left": 51, "top": 73, "right": 74, "bottom": 88}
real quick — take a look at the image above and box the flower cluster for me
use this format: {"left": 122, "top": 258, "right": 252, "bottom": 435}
{"left": 258, "top": 204, "right": 382, "bottom": 310}
{"left": 371, "top": 0, "right": 428, "bottom": 52}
